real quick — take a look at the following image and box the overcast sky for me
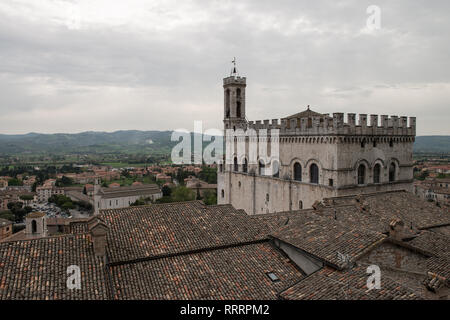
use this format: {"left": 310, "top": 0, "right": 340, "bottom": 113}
{"left": 0, "top": 0, "right": 449, "bottom": 135}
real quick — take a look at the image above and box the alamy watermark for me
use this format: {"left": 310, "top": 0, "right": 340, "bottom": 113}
{"left": 170, "top": 121, "right": 280, "bottom": 170}
{"left": 366, "top": 5, "right": 381, "bottom": 30}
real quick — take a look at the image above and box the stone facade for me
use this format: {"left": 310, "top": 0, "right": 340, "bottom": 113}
{"left": 218, "top": 73, "right": 416, "bottom": 214}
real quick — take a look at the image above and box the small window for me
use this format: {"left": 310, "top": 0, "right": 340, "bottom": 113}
{"left": 293, "top": 162, "right": 302, "bottom": 181}
{"left": 233, "top": 157, "right": 238, "bottom": 172}
{"left": 389, "top": 163, "right": 396, "bottom": 182}
{"left": 389, "top": 140, "right": 394, "bottom": 147}
{"left": 358, "top": 164, "right": 366, "bottom": 185}
{"left": 373, "top": 140, "right": 377, "bottom": 148}
{"left": 329, "top": 179, "right": 334, "bottom": 186}
{"left": 299, "top": 201, "right": 303, "bottom": 209}
{"left": 310, "top": 164, "right": 319, "bottom": 184}
{"left": 373, "top": 164, "right": 381, "bottom": 183}
{"left": 243, "top": 158, "right": 248, "bottom": 173}
{"left": 266, "top": 272, "right": 280, "bottom": 282}
{"left": 221, "top": 189, "right": 224, "bottom": 198}
{"left": 361, "top": 140, "right": 366, "bottom": 148}
{"left": 238, "top": 181, "right": 241, "bottom": 188}
{"left": 266, "top": 194, "right": 269, "bottom": 202}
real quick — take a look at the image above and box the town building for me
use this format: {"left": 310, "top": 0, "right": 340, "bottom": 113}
{"left": 217, "top": 71, "right": 416, "bottom": 214}
{"left": 185, "top": 176, "right": 217, "bottom": 197}
{"left": 0, "top": 218, "right": 13, "bottom": 241}
{"left": 93, "top": 183, "right": 162, "bottom": 214}
{"left": 36, "top": 185, "right": 64, "bottom": 203}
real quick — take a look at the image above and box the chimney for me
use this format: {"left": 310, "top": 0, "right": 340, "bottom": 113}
{"left": 88, "top": 217, "right": 108, "bottom": 258}
{"left": 389, "top": 218, "right": 405, "bottom": 240}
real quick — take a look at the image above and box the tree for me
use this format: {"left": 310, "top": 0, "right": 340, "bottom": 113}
{"left": 19, "top": 195, "right": 34, "bottom": 201}
{"left": 8, "top": 178, "right": 23, "bottom": 186}
{"left": 0, "top": 210, "right": 15, "bottom": 222}
{"left": 162, "top": 185, "right": 172, "bottom": 197}
{"left": 131, "top": 198, "right": 146, "bottom": 206}
{"left": 7, "top": 202, "right": 26, "bottom": 222}
{"left": 202, "top": 190, "right": 217, "bottom": 205}
{"left": 55, "top": 176, "right": 74, "bottom": 187}
{"left": 171, "top": 186, "right": 195, "bottom": 202}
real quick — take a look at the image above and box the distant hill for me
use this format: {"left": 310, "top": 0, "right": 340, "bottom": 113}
{"left": 0, "top": 131, "right": 176, "bottom": 155}
{"left": 414, "top": 136, "right": 450, "bottom": 153}
{"left": 0, "top": 131, "right": 448, "bottom": 155}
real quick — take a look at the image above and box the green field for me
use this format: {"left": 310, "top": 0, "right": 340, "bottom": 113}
{"left": 100, "top": 162, "right": 149, "bottom": 168}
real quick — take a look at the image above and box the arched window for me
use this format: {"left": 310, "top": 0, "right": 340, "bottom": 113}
{"left": 225, "top": 89, "right": 230, "bottom": 118}
{"left": 219, "top": 163, "right": 223, "bottom": 173}
{"left": 358, "top": 164, "right": 366, "bottom": 185}
{"left": 272, "top": 160, "right": 280, "bottom": 178}
{"left": 236, "top": 101, "right": 241, "bottom": 118}
{"left": 243, "top": 158, "right": 248, "bottom": 173}
{"left": 389, "top": 163, "right": 396, "bottom": 182}
{"left": 293, "top": 162, "right": 302, "bottom": 181}
{"left": 259, "top": 160, "right": 266, "bottom": 176}
{"left": 221, "top": 189, "right": 224, "bottom": 198}
{"left": 299, "top": 201, "right": 303, "bottom": 209}
{"left": 31, "top": 220, "right": 37, "bottom": 234}
{"left": 310, "top": 163, "right": 319, "bottom": 184}
{"left": 373, "top": 164, "right": 381, "bottom": 183}
{"left": 233, "top": 157, "right": 238, "bottom": 172}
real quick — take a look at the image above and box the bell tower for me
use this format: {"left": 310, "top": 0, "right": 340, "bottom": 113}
{"left": 223, "top": 58, "right": 247, "bottom": 131}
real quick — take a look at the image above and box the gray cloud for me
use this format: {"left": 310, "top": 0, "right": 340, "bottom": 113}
{"left": 0, "top": 0, "right": 449, "bottom": 135}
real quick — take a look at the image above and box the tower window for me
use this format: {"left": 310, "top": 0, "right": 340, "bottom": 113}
{"left": 225, "top": 89, "right": 230, "bottom": 118}
{"left": 329, "top": 179, "right": 334, "bottom": 186}
{"left": 221, "top": 189, "right": 224, "bottom": 198}
{"left": 233, "top": 157, "right": 238, "bottom": 172}
{"left": 31, "top": 220, "right": 37, "bottom": 234}
{"left": 243, "top": 158, "right": 248, "bottom": 173}
{"left": 373, "top": 164, "right": 381, "bottom": 183}
{"left": 299, "top": 201, "right": 303, "bottom": 209}
{"left": 358, "top": 164, "right": 366, "bottom": 185}
{"left": 293, "top": 162, "right": 302, "bottom": 181}
{"left": 389, "top": 140, "right": 394, "bottom": 147}
{"left": 310, "top": 164, "right": 319, "bottom": 184}
{"left": 389, "top": 163, "right": 396, "bottom": 182}
{"left": 266, "top": 193, "right": 269, "bottom": 202}
{"left": 236, "top": 101, "right": 241, "bottom": 118}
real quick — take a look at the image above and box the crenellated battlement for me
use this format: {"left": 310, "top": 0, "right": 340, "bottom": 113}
{"left": 223, "top": 76, "right": 247, "bottom": 86}
{"left": 246, "top": 113, "right": 416, "bottom": 136}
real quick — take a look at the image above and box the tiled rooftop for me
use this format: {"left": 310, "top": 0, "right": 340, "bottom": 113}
{"left": 280, "top": 266, "right": 421, "bottom": 300}
{"left": 110, "top": 242, "right": 303, "bottom": 300}
{"left": 270, "top": 215, "right": 386, "bottom": 269}
{"left": 101, "top": 201, "right": 269, "bottom": 263}
{"left": 0, "top": 234, "right": 108, "bottom": 300}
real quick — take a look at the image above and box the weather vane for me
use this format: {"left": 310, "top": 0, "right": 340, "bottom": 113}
{"left": 231, "top": 57, "right": 238, "bottom": 76}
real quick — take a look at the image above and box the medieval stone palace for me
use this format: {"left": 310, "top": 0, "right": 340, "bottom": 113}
{"left": 217, "top": 70, "right": 416, "bottom": 214}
